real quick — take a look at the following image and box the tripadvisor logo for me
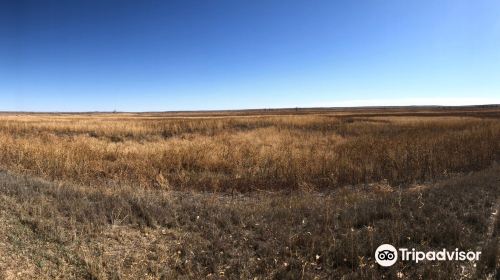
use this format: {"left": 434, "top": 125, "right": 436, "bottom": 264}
{"left": 375, "top": 244, "right": 398, "bottom": 267}
{"left": 375, "top": 244, "right": 481, "bottom": 267}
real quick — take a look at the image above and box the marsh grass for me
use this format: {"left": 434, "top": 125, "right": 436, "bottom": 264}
{"left": 0, "top": 108, "right": 499, "bottom": 279}
{"left": 0, "top": 110, "right": 498, "bottom": 191}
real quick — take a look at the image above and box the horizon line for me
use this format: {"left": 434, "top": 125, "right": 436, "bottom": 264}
{"left": 1, "top": 104, "right": 499, "bottom": 114}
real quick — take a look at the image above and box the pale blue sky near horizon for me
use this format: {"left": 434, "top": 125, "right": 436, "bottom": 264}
{"left": 1, "top": 0, "right": 500, "bottom": 111}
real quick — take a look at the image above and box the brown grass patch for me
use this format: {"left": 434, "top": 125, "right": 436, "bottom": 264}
{"left": 0, "top": 109, "right": 498, "bottom": 191}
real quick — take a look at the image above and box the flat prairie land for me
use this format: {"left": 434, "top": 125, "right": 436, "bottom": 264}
{"left": 0, "top": 106, "right": 498, "bottom": 279}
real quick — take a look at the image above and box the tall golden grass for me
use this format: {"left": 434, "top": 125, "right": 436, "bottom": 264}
{"left": 0, "top": 110, "right": 498, "bottom": 191}
{"left": 0, "top": 108, "right": 499, "bottom": 278}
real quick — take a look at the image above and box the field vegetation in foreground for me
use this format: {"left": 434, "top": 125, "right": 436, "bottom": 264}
{"left": 0, "top": 106, "right": 498, "bottom": 279}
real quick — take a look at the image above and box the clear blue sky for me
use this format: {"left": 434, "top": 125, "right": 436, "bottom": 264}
{"left": 1, "top": 0, "right": 499, "bottom": 111}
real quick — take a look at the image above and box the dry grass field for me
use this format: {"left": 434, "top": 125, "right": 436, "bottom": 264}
{"left": 0, "top": 107, "right": 499, "bottom": 192}
{"left": 0, "top": 106, "right": 499, "bottom": 279}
